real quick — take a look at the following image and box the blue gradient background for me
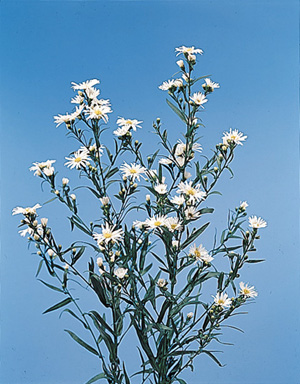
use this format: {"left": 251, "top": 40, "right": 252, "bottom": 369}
{"left": 0, "top": 1, "right": 299, "bottom": 383}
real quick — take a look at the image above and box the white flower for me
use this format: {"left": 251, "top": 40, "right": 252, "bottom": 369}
{"left": 184, "top": 206, "right": 201, "bottom": 220}
{"left": 187, "top": 312, "right": 194, "bottom": 319}
{"left": 171, "top": 195, "right": 185, "bottom": 206}
{"left": 114, "top": 267, "right": 128, "bottom": 279}
{"left": 175, "top": 140, "right": 202, "bottom": 157}
{"left": 30, "top": 160, "right": 56, "bottom": 177}
{"left": 19, "top": 227, "right": 34, "bottom": 237}
{"left": 70, "top": 194, "right": 76, "bottom": 200}
{"left": 86, "top": 104, "right": 112, "bottom": 123}
{"left": 154, "top": 183, "right": 168, "bottom": 195}
{"left": 97, "top": 257, "right": 103, "bottom": 267}
{"left": 166, "top": 217, "right": 183, "bottom": 232}
{"left": 85, "top": 87, "right": 100, "bottom": 100}
{"left": 202, "top": 78, "right": 220, "bottom": 92}
{"left": 175, "top": 156, "right": 185, "bottom": 167}
{"left": 190, "top": 92, "right": 208, "bottom": 107}
{"left": 173, "top": 79, "right": 183, "bottom": 88}
{"left": 48, "top": 249, "right": 54, "bottom": 257}
{"left": 177, "top": 181, "right": 206, "bottom": 204}
{"left": 182, "top": 73, "right": 190, "bottom": 83}
{"left": 116, "top": 117, "right": 142, "bottom": 131}
{"left": 158, "top": 79, "right": 177, "bottom": 91}
{"left": 213, "top": 292, "right": 232, "bottom": 308}
{"left": 54, "top": 112, "right": 75, "bottom": 127}
{"left": 120, "top": 162, "right": 146, "bottom": 181}
{"left": 144, "top": 215, "right": 168, "bottom": 230}
{"left": 93, "top": 223, "right": 124, "bottom": 245}
{"left": 184, "top": 170, "right": 192, "bottom": 180}
{"left": 12, "top": 204, "right": 41, "bottom": 216}
{"left": 100, "top": 197, "right": 110, "bottom": 205}
{"left": 222, "top": 128, "right": 247, "bottom": 146}
{"left": 176, "top": 60, "right": 185, "bottom": 69}
{"left": 62, "top": 178, "right": 69, "bottom": 186}
{"left": 239, "top": 282, "right": 258, "bottom": 298}
{"left": 249, "top": 216, "right": 267, "bottom": 229}
{"left": 71, "top": 95, "right": 84, "bottom": 104}
{"left": 40, "top": 218, "right": 48, "bottom": 227}
{"left": 172, "top": 240, "right": 179, "bottom": 248}
{"left": 65, "top": 149, "right": 91, "bottom": 170}
{"left": 133, "top": 220, "right": 145, "bottom": 229}
{"left": 114, "top": 126, "right": 130, "bottom": 137}
{"left": 159, "top": 157, "right": 173, "bottom": 165}
{"left": 157, "top": 278, "right": 167, "bottom": 288}
{"left": 189, "top": 244, "right": 213, "bottom": 263}
{"left": 240, "top": 201, "right": 248, "bottom": 210}
{"left": 146, "top": 194, "right": 151, "bottom": 202}
{"left": 71, "top": 79, "right": 100, "bottom": 90}
{"left": 175, "top": 46, "right": 203, "bottom": 56}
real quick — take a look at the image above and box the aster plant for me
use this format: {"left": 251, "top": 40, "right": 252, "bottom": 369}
{"left": 13, "top": 45, "right": 267, "bottom": 384}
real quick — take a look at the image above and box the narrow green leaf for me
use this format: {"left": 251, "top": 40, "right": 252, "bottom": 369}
{"left": 38, "top": 279, "right": 65, "bottom": 293}
{"left": 181, "top": 222, "right": 210, "bottom": 249}
{"left": 166, "top": 99, "right": 187, "bottom": 123}
{"left": 202, "top": 350, "right": 224, "bottom": 367}
{"left": 245, "top": 259, "right": 265, "bottom": 263}
{"left": 65, "top": 329, "right": 99, "bottom": 356}
{"left": 43, "top": 298, "right": 72, "bottom": 314}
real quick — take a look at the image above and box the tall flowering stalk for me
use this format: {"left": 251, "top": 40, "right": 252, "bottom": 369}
{"left": 13, "top": 46, "right": 267, "bottom": 384}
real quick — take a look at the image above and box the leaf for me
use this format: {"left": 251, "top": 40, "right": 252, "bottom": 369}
{"left": 85, "top": 373, "right": 106, "bottom": 384}
{"left": 106, "top": 167, "right": 119, "bottom": 179}
{"left": 38, "top": 279, "right": 65, "bottom": 293}
{"left": 166, "top": 99, "right": 187, "bottom": 123}
{"left": 43, "top": 298, "right": 72, "bottom": 314}
{"left": 89, "top": 310, "right": 114, "bottom": 335}
{"left": 181, "top": 222, "right": 210, "bottom": 249}
{"left": 60, "top": 309, "right": 88, "bottom": 329}
{"left": 245, "top": 259, "right": 265, "bottom": 263}
{"left": 90, "top": 275, "right": 110, "bottom": 308}
{"left": 65, "top": 329, "right": 99, "bottom": 356}
{"left": 72, "top": 246, "right": 85, "bottom": 265}
{"left": 202, "top": 350, "right": 224, "bottom": 367}
{"left": 35, "top": 259, "right": 44, "bottom": 277}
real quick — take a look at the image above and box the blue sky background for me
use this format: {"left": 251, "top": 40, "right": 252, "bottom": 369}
{"left": 0, "top": 1, "right": 299, "bottom": 383}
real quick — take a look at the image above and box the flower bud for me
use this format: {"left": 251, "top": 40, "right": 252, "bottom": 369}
{"left": 34, "top": 234, "right": 40, "bottom": 241}
{"left": 146, "top": 194, "right": 151, "bottom": 202}
{"left": 62, "top": 178, "right": 69, "bottom": 186}
{"left": 172, "top": 240, "right": 179, "bottom": 248}
{"left": 55, "top": 190, "right": 60, "bottom": 195}
{"left": 33, "top": 220, "right": 38, "bottom": 227}
{"left": 70, "top": 194, "right": 76, "bottom": 201}
{"left": 138, "top": 239, "right": 143, "bottom": 244}
{"left": 41, "top": 218, "right": 48, "bottom": 227}
{"left": 187, "top": 312, "right": 194, "bottom": 319}
{"left": 37, "top": 251, "right": 42, "bottom": 255}
{"left": 48, "top": 249, "right": 54, "bottom": 257}
{"left": 176, "top": 60, "right": 185, "bottom": 69}
{"left": 64, "top": 263, "right": 69, "bottom": 270}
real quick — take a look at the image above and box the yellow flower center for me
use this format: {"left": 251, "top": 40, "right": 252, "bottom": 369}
{"left": 103, "top": 232, "right": 112, "bottom": 239}
{"left": 243, "top": 288, "right": 250, "bottom": 295}
{"left": 218, "top": 299, "right": 224, "bottom": 305}
{"left": 171, "top": 224, "right": 177, "bottom": 230}
{"left": 154, "top": 221, "right": 162, "bottom": 226}
{"left": 126, "top": 120, "right": 133, "bottom": 125}
{"left": 186, "top": 48, "right": 193, "bottom": 52}
{"left": 74, "top": 157, "right": 82, "bottom": 163}
{"left": 194, "top": 249, "right": 201, "bottom": 258}
{"left": 94, "top": 109, "right": 103, "bottom": 116}
{"left": 130, "top": 169, "right": 137, "bottom": 174}
{"left": 187, "top": 188, "right": 196, "bottom": 195}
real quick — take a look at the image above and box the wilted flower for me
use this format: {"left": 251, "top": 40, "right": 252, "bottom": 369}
{"left": 40, "top": 218, "right": 48, "bottom": 227}
{"left": 114, "top": 267, "right": 128, "bottom": 279}
{"left": 159, "top": 157, "right": 173, "bottom": 165}
{"left": 176, "top": 60, "right": 185, "bottom": 69}
{"left": 249, "top": 216, "right": 267, "bottom": 229}
{"left": 97, "top": 257, "right": 103, "bottom": 267}
{"left": 30, "top": 160, "right": 56, "bottom": 177}
{"left": 114, "top": 126, "right": 130, "bottom": 137}
{"left": 239, "top": 282, "right": 258, "bottom": 298}
{"left": 222, "top": 128, "right": 247, "bottom": 146}
{"left": 213, "top": 292, "right": 232, "bottom": 308}
{"left": 172, "top": 240, "right": 179, "bottom": 248}
{"left": 54, "top": 112, "right": 76, "bottom": 127}
{"left": 171, "top": 195, "right": 185, "bottom": 206}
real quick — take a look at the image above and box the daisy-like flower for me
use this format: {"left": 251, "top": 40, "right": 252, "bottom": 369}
{"left": 114, "top": 126, "right": 130, "bottom": 137}
{"left": 189, "top": 244, "right": 213, "bottom": 263}
{"left": 93, "top": 223, "right": 124, "bottom": 245}
{"left": 12, "top": 203, "right": 42, "bottom": 216}
{"left": 54, "top": 112, "right": 75, "bottom": 127}
{"left": 117, "top": 117, "right": 142, "bottom": 131}
{"left": 184, "top": 206, "right": 201, "bottom": 220}
{"left": 154, "top": 183, "right": 168, "bottom": 195}
{"left": 144, "top": 215, "right": 168, "bottom": 230}
{"left": 157, "top": 278, "right": 167, "bottom": 288}
{"left": 239, "top": 282, "right": 258, "bottom": 298}
{"left": 19, "top": 227, "right": 34, "bottom": 237}
{"left": 166, "top": 217, "right": 183, "bottom": 232}
{"left": 85, "top": 87, "right": 100, "bottom": 100}
{"left": 71, "top": 95, "right": 84, "bottom": 104}
{"left": 177, "top": 181, "right": 206, "bottom": 204}
{"left": 240, "top": 201, "right": 248, "bottom": 210}
{"left": 158, "top": 79, "right": 182, "bottom": 91}
{"left": 71, "top": 79, "right": 100, "bottom": 90}
{"left": 202, "top": 78, "right": 220, "bottom": 92}
{"left": 30, "top": 160, "right": 56, "bottom": 177}
{"left": 86, "top": 104, "right": 112, "bottom": 123}
{"left": 171, "top": 195, "right": 185, "bottom": 206}
{"left": 114, "top": 267, "right": 128, "bottom": 279}
{"left": 222, "top": 128, "right": 247, "bottom": 146}
{"left": 213, "top": 292, "right": 232, "bottom": 309}
{"left": 175, "top": 140, "right": 202, "bottom": 157}
{"left": 190, "top": 92, "right": 208, "bottom": 107}
{"left": 65, "top": 149, "right": 90, "bottom": 170}
{"left": 249, "top": 216, "right": 267, "bottom": 229}
{"left": 175, "top": 46, "right": 203, "bottom": 56}
{"left": 120, "top": 162, "right": 146, "bottom": 181}
{"left": 173, "top": 79, "right": 184, "bottom": 88}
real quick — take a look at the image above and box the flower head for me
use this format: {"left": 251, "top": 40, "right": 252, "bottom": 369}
{"left": 65, "top": 149, "right": 90, "bottom": 170}
{"left": 166, "top": 217, "right": 183, "bottom": 232}
{"left": 249, "top": 216, "right": 267, "bottom": 229}
{"left": 222, "top": 128, "right": 247, "bottom": 146}
{"left": 93, "top": 223, "right": 124, "bottom": 245}
{"left": 12, "top": 204, "right": 41, "bottom": 216}
{"left": 202, "top": 78, "right": 220, "bottom": 92}
{"left": 184, "top": 206, "right": 201, "bottom": 220}
{"left": 120, "top": 162, "right": 146, "bottom": 181}
{"left": 177, "top": 181, "right": 206, "bottom": 204}
{"left": 114, "top": 267, "right": 128, "bottom": 279}
{"left": 175, "top": 46, "right": 203, "bottom": 56}
{"left": 144, "top": 215, "right": 167, "bottom": 230}
{"left": 154, "top": 183, "right": 168, "bottom": 195}
{"left": 239, "top": 282, "right": 258, "bottom": 298}
{"left": 71, "top": 79, "right": 100, "bottom": 90}
{"left": 30, "top": 160, "right": 56, "bottom": 177}
{"left": 187, "top": 312, "right": 194, "bottom": 319}
{"left": 189, "top": 244, "right": 213, "bottom": 263}
{"left": 54, "top": 112, "right": 75, "bottom": 127}
{"left": 175, "top": 140, "right": 202, "bottom": 157}
{"left": 113, "top": 126, "right": 130, "bottom": 137}
{"left": 190, "top": 92, "right": 208, "bottom": 107}
{"left": 86, "top": 104, "right": 112, "bottom": 123}
{"left": 171, "top": 195, "right": 185, "bottom": 206}
{"left": 117, "top": 117, "right": 142, "bottom": 131}
{"left": 240, "top": 201, "right": 248, "bottom": 210}
{"left": 213, "top": 292, "right": 232, "bottom": 308}
{"left": 157, "top": 278, "right": 167, "bottom": 288}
